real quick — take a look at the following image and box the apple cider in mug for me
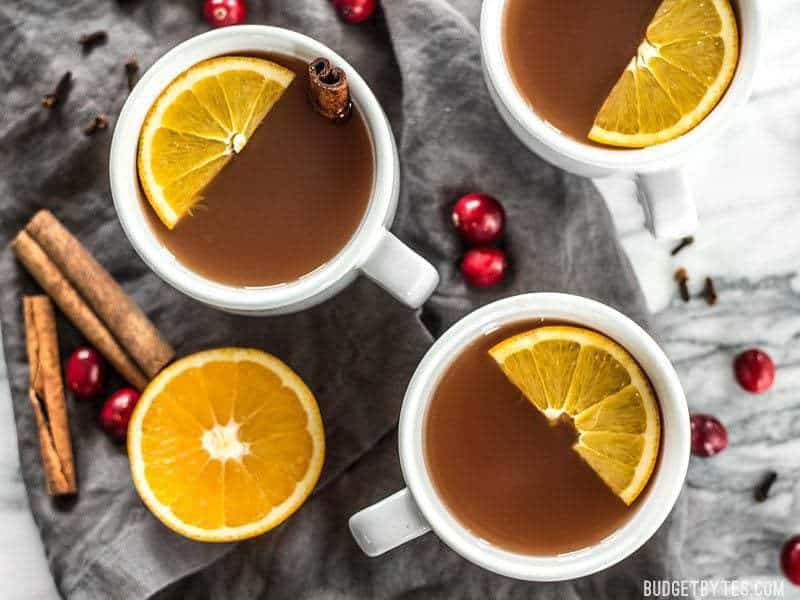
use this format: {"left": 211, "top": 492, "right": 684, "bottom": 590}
{"left": 424, "top": 320, "right": 661, "bottom": 554}
{"left": 138, "top": 53, "right": 374, "bottom": 286}
{"left": 503, "top": 0, "right": 740, "bottom": 148}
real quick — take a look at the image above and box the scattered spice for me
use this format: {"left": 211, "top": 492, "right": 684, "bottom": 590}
{"left": 23, "top": 295, "right": 76, "bottom": 495}
{"left": 703, "top": 276, "right": 718, "bottom": 306}
{"left": 671, "top": 236, "right": 694, "bottom": 256}
{"left": 11, "top": 211, "right": 175, "bottom": 390}
{"left": 674, "top": 267, "right": 690, "bottom": 302}
{"left": 24, "top": 210, "right": 174, "bottom": 377}
{"left": 13, "top": 231, "right": 148, "bottom": 389}
{"left": 41, "top": 72, "right": 72, "bottom": 109}
{"left": 308, "top": 57, "right": 352, "bottom": 122}
{"left": 754, "top": 470, "right": 777, "bottom": 502}
{"left": 83, "top": 114, "right": 109, "bottom": 136}
{"left": 125, "top": 57, "right": 139, "bottom": 91}
{"left": 78, "top": 30, "right": 108, "bottom": 53}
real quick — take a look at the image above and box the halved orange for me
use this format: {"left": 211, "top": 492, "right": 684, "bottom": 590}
{"left": 128, "top": 348, "right": 325, "bottom": 542}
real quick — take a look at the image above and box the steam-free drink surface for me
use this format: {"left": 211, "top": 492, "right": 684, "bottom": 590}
{"left": 144, "top": 54, "right": 374, "bottom": 287}
{"left": 503, "top": 0, "right": 661, "bottom": 142}
{"left": 424, "top": 320, "right": 641, "bottom": 555}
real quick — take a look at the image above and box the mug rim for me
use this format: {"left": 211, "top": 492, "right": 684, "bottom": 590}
{"left": 398, "top": 293, "right": 690, "bottom": 581}
{"left": 110, "top": 25, "right": 399, "bottom": 313}
{"left": 480, "top": 0, "right": 765, "bottom": 172}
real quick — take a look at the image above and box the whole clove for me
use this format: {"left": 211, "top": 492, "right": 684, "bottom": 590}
{"left": 703, "top": 276, "right": 718, "bottom": 306}
{"left": 78, "top": 30, "right": 108, "bottom": 53}
{"left": 754, "top": 471, "right": 777, "bottom": 502}
{"left": 125, "top": 57, "right": 139, "bottom": 91}
{"left": 42, "top": 72, "right": 73, "bottom": 109}
{"left": 83, "top": 114, "right": 109, "bottom": 136}
{"left": 674, "top": 267, "right": 690, "bottom": 303}
{"left": 671, "top": 236, "right": 694, "bottom": 256}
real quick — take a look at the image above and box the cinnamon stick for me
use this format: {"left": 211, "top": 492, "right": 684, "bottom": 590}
{"left": 12, "top": 231, "right": 149, "bottom": 390}
{"left": 23, "top": 210, "right": 174, "bottom": 378}
{"left": 23, "top": 296, "right": 76, "bottom": 495}
{"left": 308, "top": 57, "right": 352, "bottom": 122}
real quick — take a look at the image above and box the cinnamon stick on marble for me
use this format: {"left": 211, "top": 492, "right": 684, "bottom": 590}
{"left": 24, "top": 210, "right": 173, "bottom": 377}
{"left": 12, "top": 231, "right": 150, "bottom": 391}
{"left": 23, "top": 296, "right": 76, "bottom": 495}
{"left": 308, "top": 57, "right": 352, "bottom": 122}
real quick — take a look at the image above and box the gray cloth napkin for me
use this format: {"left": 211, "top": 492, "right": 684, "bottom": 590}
{"left": 0, "top": 1, "right": 686, "bottom": 598}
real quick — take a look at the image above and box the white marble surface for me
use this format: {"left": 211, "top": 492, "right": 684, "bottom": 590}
{"left": 3, "top": 1, "right": 800, "bottom": 598}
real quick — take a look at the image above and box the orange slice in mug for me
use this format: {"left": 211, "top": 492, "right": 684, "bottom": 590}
{"left": 490, "top": 326, "right": 661, "bottom": 505}
{"left": 137, "top": 57, "right": 295, "bottom": 228}
{"left": 589, "top": 0, "right": 739, "bottom": 147}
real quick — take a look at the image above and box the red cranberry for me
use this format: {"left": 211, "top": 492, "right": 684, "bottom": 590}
{"left": 100, "top": 388, "right": 140, "bottom": 442}
{"left": 461, "top": 247, "right": 507, "bottom": 287}
{"left": 782, "top": 536, "right": 800, "bottom": 585}
{"left": 734, "top": 348, "right": 775, "bottom": 393}
{"left": 332, "top": 0, "right": 377, "bottom": 23}
{"left": 66, "top": 347, "right": 105, "bottom": 399}
{"left": 690, "top": 414, "right": 728, "bottom": 457}
{"left": 203, "top": 0, "right": 247, "bottom": 27}
{"left": 452, "top": 193, "right": 506, "bottom": 245}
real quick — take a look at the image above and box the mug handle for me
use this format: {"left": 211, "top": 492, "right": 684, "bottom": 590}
{"left": 349, "top": 488, "right": 432, "bottom": 556}
{"left": 636, "top": 169, "right": 698, "bottom": 240}
{"left": 360, "top": 228, "right": 439, "bottom": 309}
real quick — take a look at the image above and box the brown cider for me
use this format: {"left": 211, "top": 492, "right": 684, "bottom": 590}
{"left": 424, "top": 320, "right": 647, "bottom": 555}
{"left": 503, "top": 0, "right": 661, "bottom": 142}
{"left": 144, "top": 54, "right": 374, "bottom": 287}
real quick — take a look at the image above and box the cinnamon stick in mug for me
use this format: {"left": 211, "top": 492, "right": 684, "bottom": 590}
{"left": 23, "top": 295, "right": 76, "bottom": 495}
{"left": 308, "top": 57, "right": 352, "bottom": 122}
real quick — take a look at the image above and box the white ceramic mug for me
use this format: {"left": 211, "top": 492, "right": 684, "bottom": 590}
{"left": 110, "top": 26, "right": 439, "bottom": 315}
{"left": 350, "top": 293, "right": 690, "bottom": 581}
{"left": 481, "top": 1, "right": 765, "bottom": 239}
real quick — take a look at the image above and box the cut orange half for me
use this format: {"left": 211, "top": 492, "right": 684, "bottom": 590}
{"left": 128, "top": 348, "right": 324, "bottom": 542}
{"left": 589, "top": 0, "right": 739, "bottom": 148}
{"left": 137, "top": 57, "right": 295, "bottom": 228}
{"left": 490, "top": 326, "right": 660, "bottom": 505}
